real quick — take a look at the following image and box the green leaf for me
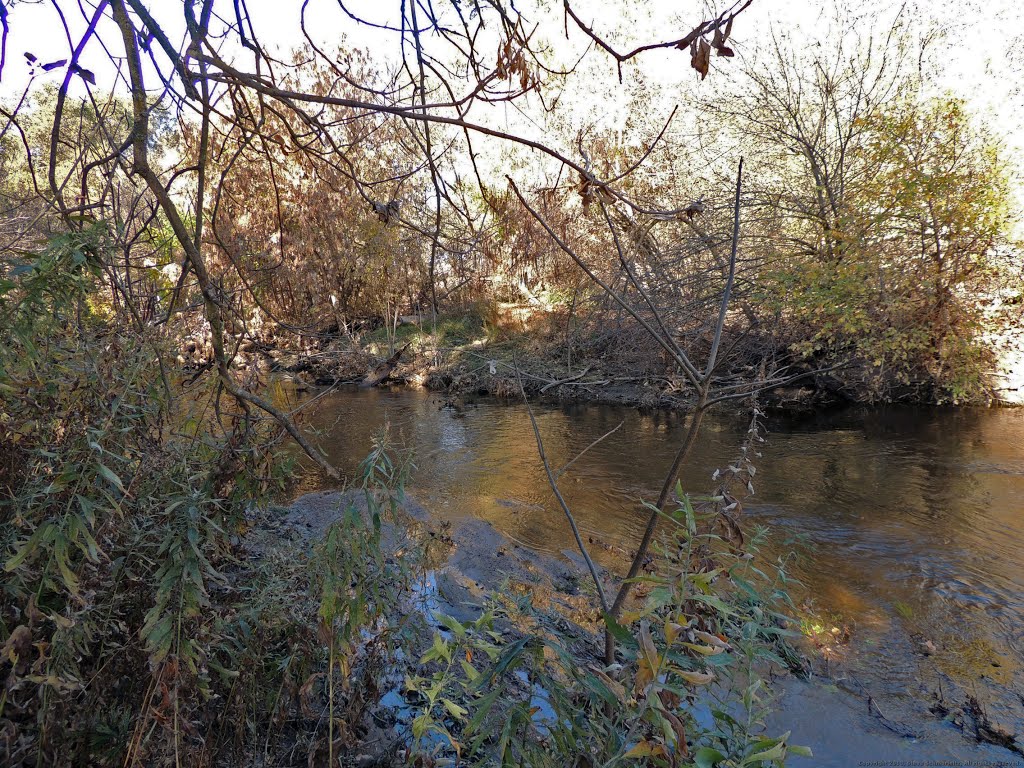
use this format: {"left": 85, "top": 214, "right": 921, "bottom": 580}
{"left": 145, "top": 615, "right": 174, "bottom": 663}
{"left": 602, "top": 612, "right": 636, "bottom": 645}
{"left": 743, "top": 740, "right": 787, "bottom": 765}
{"left": 478, "top": 636, "right": 534, "bottom": 690}
{"left": 441, "top": 697, "right": 468, "bottom": 719}
{"left": 434, "top": 612, "right": 467, "bottom": 638}
{"left": 694, "top": 747, "right": 727, "bottom": 768}
{"left": 411, "top": 713, "right": 432, "bottom": 739}
{"left": 96, "top": 462, "right": 127, "bottom": 494}
{"left": 459, "top": 658, "right": 479, "bottom": 683}
{"left": 690, "top": 593, "right": 736, "bottom": 616}
{"left": 5, "top": 524, "right": 51, "bottom": 572}
{"left": 465, "top": 685, "right": 502, "bottom": 734}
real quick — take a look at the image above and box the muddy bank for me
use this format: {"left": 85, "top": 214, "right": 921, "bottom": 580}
{"left": 259, "top": 335, "right": 844, "bottom": 412}
{"left": 259, "top": 489, "right": 603, "bottom": 641}
{"left": 241, "top": 488, "right": 606, "bottom": 762}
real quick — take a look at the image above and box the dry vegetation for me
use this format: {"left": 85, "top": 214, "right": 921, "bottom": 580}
{"left": 0, "top": 0, "right": 1020, "bottom": 765}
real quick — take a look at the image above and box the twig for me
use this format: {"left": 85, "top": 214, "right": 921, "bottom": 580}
{"left": 556, "top": 420, "right": 624, "bottom": 479}
{"left": 514, "top": 357, "right": 609, "bottom": 613}
{"left": 705, "top": 158, "right": 743, "bottom": 379}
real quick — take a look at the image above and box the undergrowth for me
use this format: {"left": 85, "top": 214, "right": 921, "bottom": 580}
{"left": 2, "top": 228, "right": 805, "bottom": 766}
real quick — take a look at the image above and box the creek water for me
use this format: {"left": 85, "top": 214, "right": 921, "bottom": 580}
{"left": 282, "top": 385, "right": 1024, "bottom": 764}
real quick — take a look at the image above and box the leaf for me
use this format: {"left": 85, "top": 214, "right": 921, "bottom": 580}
{"left": 459, "top": 658, "right": 479, "bottom": 683}
{"left": 639, "top": 622, "right": 660, "bottom": 670}
{"left": 743, "top": 741, "right": 787, "bottom": 764}
{"left": 433, "top": 611, "right": 467, "bottom": 638}
{"left": 693, "top": 630, "right": 730, "bottom": 650}
{"left": 683, "top": 642, "right": 726, "bottom": 656}
{"left": 41, "top": 59, "right": 67, "bottom": 71}
{"left": 5, "top": 524, "right": 51, "bottom": 572}
{"left": 71, "top": 64, "right": 96, "bottom": 85}
{"left": 479, "top": 636, "right": 533, "bottom": 687}
{"left": 97, "top": 462, "right": 127, "bottom": 494}
{"left": 2, "top": 625, "right": 32, "bottom": 662}
{"left": 675, "top": 668, "right": 715, "bottom": 685}
{"left": 145, "top": 615, "right": 174, "bottom": 663}
{"left": 711, "top": 22, "right": 735, "bottom": 56}
{"left": 25, "top": 52, "right": 39, "bottom": 64}
{"left": 465, "top": 685, "right": 501, "bottom": 733}
{"left": 590, "top": 667, "right": 626, "bottom": 703}
{"left": 690, "top": 38, "right": 711, "bottom": 80}
{"left": 695, "top": 747, "right": 727, "bottom": 768}
{"left": 441, "top": 697, "right": 468, "bottom": 720}
{"left": 664, "top": 619, "right": 687, "bottom": 645}
{"left": 602, "top": 612, "right": 635, "bottom": 646}
{"left": 623, "top": 740, "right": 655, "bottom": 758}
{"left": 411, "top": 713, "right": 432, "bottom": 739}
{"left": 690, "top": 593, "right": 736, "bottom": 616}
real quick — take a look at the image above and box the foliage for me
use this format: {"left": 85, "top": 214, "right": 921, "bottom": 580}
{"left": 0, "top": 228, "right": 419, "bottom": 766}
{"left": 757, "top": 96, "right": 1013, "bottom": 402}
{"left": 406, "top": 490, "right": 809, "bottom": 766}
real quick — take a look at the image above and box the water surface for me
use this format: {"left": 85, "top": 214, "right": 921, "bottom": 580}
{"left": 284, "top": 386, "right": 1024, "bottom": 760}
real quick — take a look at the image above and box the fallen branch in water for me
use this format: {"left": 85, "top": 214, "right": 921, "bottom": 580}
{"left": 360, "top": 343, "right": 411, "bottom": 388}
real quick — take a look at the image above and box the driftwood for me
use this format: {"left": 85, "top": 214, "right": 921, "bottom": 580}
{"left": 539, "top": 365, "right": 593, "bottom": 392}
{"left": 359, "top": 344, "right": 410, "bottom": 388}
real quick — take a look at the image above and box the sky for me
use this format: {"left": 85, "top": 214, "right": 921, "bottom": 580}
{"left": 1, "top": 0, "right": 1022, "bottom": 193}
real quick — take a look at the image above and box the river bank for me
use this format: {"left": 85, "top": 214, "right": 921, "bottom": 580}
{"left": 257, "top": 481, "right": 1023, "bottom": 766}
{"left": 228, "top": 301, "right": 1024, "bottom": 409}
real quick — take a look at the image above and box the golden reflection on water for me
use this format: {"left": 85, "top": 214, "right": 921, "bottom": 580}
{"left": 279, "top": 385, "right": 1024, "bottom": 729}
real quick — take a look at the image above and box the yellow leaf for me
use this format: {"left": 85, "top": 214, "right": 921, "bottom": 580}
{"left": 624, "top": 740, "right": 655, "bottom": 758}
{"left": 676, "top": 668, "right": 715, "bottom": 686}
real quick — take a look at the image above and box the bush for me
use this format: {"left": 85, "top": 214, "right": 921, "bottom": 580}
{"left": 406, "top": 486, "right": 809, "bottom": 765}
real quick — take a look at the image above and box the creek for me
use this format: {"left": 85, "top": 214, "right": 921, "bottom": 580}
{"left": 281, "top": 385, "right": 1024, "bottom": 764}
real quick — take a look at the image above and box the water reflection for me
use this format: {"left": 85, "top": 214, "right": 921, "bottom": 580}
{"left": 283, "top": 387, "right": 1024, "bottom": 734}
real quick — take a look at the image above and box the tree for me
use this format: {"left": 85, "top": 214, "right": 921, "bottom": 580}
{"left": 851, "top": 96, "right": 1013, "bottom": 399}
{"left": 709, "top": 17, "right": 1015, "bottom": 401}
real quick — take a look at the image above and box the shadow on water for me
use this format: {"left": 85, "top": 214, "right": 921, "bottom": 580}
{"left": 279, "top": 384, "right": 1024, "bottom": 761}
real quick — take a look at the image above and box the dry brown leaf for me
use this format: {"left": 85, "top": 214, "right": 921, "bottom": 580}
{"left": 712, "top": 22, "right": 735, "bottom": 57}
{"left": 299, "top": 673, "right": 324, "bottom": 719}
{"left": 690, "top": 38, "right": 711, "bottom": 80}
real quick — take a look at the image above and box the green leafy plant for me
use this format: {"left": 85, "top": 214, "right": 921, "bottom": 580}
{"left": 310, "top": 429, "right": 415, "bottom": 763}
{"left": 408, "top": 476, "right": 810, "bottom": 766}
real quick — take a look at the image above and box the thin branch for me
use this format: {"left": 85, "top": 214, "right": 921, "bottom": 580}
{"left": 563, "top": 0, "right": 753, "bottom": 82}
{"left": 507, "top": 178, "right": 703, "bottom": 389}
{"left": 111, "top": 0, "right": 339, "bottom": 480}
{"left": 514, "top": 358, "right": 609, "bottom": 613}
{"left": 705, "top": 158, "right": 743, "bottom": 378}
{"left": 556, "top": 420, "right": 624, "bottom": 480}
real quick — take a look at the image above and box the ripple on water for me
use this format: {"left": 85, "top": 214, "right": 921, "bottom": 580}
{"left": 283, "top": 388, "right": 1024, "bottom": 752}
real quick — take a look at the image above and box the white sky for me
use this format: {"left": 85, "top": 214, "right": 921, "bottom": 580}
{"left": 1, "top": 0, "right": 1022, "bottom": 189}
